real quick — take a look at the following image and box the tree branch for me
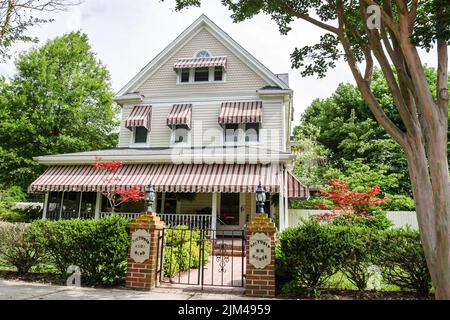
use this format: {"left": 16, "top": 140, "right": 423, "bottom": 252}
{"left": 279, "top": 2, "right": 339, "bottom": 34}
{"left": 336, "top": 0, "right": 407, "bottom": 148}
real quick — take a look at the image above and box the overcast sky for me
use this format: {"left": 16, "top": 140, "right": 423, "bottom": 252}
{"left": 0, "top": 0, "right": 439, "bottom": 126}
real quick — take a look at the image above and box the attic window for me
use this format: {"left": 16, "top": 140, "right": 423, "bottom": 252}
{"left": 195, "top": 50, "right": 211, "bottom": 58}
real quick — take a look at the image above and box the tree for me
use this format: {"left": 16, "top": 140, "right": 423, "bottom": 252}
{"left": 0, "top": 31, "right": 119, "bottom": 190}
{"left": 92, "top": 158, "right": 144, "bottom": 213}
{"left": 0, "top": 0, "right": 78, "bottom": 61}
{"left": 170, "top": 0, "right": 450, "bottom": 299}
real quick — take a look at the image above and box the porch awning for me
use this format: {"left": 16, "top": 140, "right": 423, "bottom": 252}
{"left": 218, "top": 101, "right": 262, "bottom": 124}
{"left": 29, "top": 163, "right": 282, "bottom": 194}
{"left": 167, "top": 104, "right": 192, "bottom": 128}
{"left": 124, "top": 105, "right": 152, "bottom": 130}
{"left": 29, "top": 163, "right": 309, "bottom": 197}
{"left": 286, "top": 172, "right": 309, "bottom": 198}
{"left": 174, "top": 57, "right": 227, "bottom": 69}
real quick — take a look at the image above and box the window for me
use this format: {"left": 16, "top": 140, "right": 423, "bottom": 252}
{"left": 196, "top": 50, "right": 211, "bottom": 58}
{"left": 194, "top": 67, "right": 209, "bottom": 82}
{"left": 224, "top": 123, "right": 239, "bottom": 143}
{"left": 214, "top": 66, "right": 223, "bottom": 81}
{"left": 172, "top": 125, "right": 189, "bottom": 144}
{"left": 245, "top": 123, "right": 260, "bottom": 142}
{"left": 134, "top": 126, "right": 148, "bottom": 144}
{"left": 180, "top": 68, "right": 190, "bottom": 83}
{"left": 156, "top": 192, "right": 177, "bottom": 214}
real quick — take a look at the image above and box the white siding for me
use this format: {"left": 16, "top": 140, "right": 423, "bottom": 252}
{"left": 136, "top": 27, "right": 270, "bottom": 97}
{"left": 118, "top": 98, "right": 285, "bottom": 150}
{"left": 116, "top": 27, "right": 287, "bottom": 151}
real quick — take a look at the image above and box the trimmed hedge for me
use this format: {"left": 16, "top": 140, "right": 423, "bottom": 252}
{"left": 276, "top": 219, "right": 432, "bottom": 296}
{"left": 28, "top": 215, "right": 129, "bottom": 286}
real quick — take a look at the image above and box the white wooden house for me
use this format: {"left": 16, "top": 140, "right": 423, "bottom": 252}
{"left": 29, "top": 15, "right": 308, "bottom": 231}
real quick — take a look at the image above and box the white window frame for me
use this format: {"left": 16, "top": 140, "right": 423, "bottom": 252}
{"left": 129, "top": 126, "right": 150, "bottom": 148}
{"left": 222, "top": 123, "right": 261, "bottom": 146}
{"left": 176, "top": 66, "right": 226, "bottom": 85}
{"left": 170, "top": 125, "right": 192, "bottom": 147}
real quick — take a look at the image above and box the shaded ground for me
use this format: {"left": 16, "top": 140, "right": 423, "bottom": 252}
{"left": 165, "top": 254, "right": 245, "bottom": 287}
{"left": 277, "top": 288, "right": 434, "bottom": 300}
{"left": 0, "top": 279, "right": 254, "bottom": 300}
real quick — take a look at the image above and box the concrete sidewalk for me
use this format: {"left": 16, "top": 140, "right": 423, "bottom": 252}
{"left": 0, "top": 279, "right": 259, "bottom": 300}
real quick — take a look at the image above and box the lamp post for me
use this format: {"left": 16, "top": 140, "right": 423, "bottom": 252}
{"left": 146, "top": 185, "right": 155, "bottom": 212}
{"left": 256, "top": 184, "right": 266, "bottom": 214}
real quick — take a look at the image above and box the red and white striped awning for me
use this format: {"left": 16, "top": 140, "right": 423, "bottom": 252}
{"left": 167, "top": 104, "right": 192, "bottom": 128}
{"left": 218, "top": 101, "right": 263, "bottom": 124}
{"left": 174, "top": 57, "right": 227, "bottom": 69}
{"left": 29, "top": 163, "right": 282, "bottom": 194}
{"left": 124, "top": 105, "right": 152, "bottom": 130}
{"left": 286, "top": 172, "right": 309, "bottom": 198}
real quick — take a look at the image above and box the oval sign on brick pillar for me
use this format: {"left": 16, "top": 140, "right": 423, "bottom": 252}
{"left": 130, "top": 229, "right": 151, "bottom": 263}
{"left": 249, "top": 233, "right": 271, "bottom": 269}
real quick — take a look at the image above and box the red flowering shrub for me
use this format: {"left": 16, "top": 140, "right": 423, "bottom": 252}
{"left": 92, "top": 157, "right": 144, "bottom": 212}
{"left": 315, "top": 179, "right": 391, "bottom": 225}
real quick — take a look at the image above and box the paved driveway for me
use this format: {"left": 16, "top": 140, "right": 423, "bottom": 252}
{"left": 0, "top": 279, "right": 255, "bottom": 300}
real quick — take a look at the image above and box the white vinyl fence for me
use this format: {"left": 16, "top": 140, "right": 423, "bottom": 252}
{"left": 288, "top": 209, "right": 418, "bottom": 230}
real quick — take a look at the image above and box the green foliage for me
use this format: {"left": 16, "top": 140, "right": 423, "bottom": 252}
{"left": 276, "top": 220, "right": 431, "bottom": 296}
{"left": 336, "top": 226, "right": 381, "bottom": 290}
{"left": 277, "top": 219, "right": 345, "bottom": 294}
{"left": 378, "top": 228, "right": 432, "bottom": 296}
{"left": 0, "top": 32, "right": 119, "bottom": 189}
{"left": 0, "top": 186, "right": 41, "bottom": 222}
{"left": 27, "top": 215, "right": 129, "bottom": 285}
{"left": 163, "top": 226, "right": 210, "bottom": 277}
{"left": 0, "top": 222, "right": 43, "bottom": 273}
{"left": 329, "top": 208, "right": 392, "bottom": 231}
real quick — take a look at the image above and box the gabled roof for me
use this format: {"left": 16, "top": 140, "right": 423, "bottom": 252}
{"left": 116, "top": 14, "right": 289, "bottom": 98}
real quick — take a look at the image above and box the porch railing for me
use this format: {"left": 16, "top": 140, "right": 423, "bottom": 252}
{"left": 100, "top": 212, "right": 139, "bottom": 220}
{"left": 158, "top": 213, "right": 212, "bottom": 229}
{"left": 48, "top": 211, "right": 212, "bottom": 229}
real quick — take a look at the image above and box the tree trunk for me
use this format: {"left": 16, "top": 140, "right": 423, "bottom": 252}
{"left": 405, "top": 131, "right": 450, "bottom": 300}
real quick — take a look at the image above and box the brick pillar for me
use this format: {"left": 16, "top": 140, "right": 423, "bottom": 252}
{"left": 125, "top": 212, "right": 165, "bottom": 290}
{"left": 245, "top": 213, "right": 276, "bottom": 298}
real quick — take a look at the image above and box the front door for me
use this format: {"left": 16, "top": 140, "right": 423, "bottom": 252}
{"left": 218, "top": 193, "right": 244, "bottom": 231}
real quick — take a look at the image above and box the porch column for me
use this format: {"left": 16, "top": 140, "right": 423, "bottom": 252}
{"left": 284, "top": 169, "right": 289, "bottom": 229}
{"left": 59, "top": 191, "right": 65, "bottom": 220}
{"left": 94, "top": 192, "right": 101, "bottom": 220}
{"left": 211, "top": 192, "right": 218, "bottom": 230}
{"left": 279, "top": 170, "right": 285, "bottom": 231}
{"left": 42, "top": 193, "right": 49, "bottom": 220}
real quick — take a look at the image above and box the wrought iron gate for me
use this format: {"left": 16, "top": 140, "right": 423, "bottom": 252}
{"left": 158, "top": 226, "right": 245, "bottom": 288}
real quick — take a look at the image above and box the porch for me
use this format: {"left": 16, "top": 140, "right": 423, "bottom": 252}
{"left": 30, "top": 162, "right": 308, "bottom": 230}
{"left": 41, "top": 191, "right": 276, "bottom": 230}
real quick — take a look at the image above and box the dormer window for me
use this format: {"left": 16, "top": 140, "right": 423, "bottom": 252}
{"left": 180, "top": 68, "right": 190, "bottom": 83}
{"left": 214, "top": 66, "right": 223, "bottom": 81}
{"left": 174, "top": 55, "right": 227, "bottom": 84}
{"left": 194, "top": 67, "right": 209, "bottom": 82}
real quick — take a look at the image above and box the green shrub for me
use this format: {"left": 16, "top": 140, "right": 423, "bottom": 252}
{"left": 163, "top": 226, "right": 210, "bottom": 277}
{"left": 28, "top": 215, "right": 129, "bottom": 285}
{"left": 277, "top": 219, "right": 345, "bottom": 294}
{"left": 0, "top": 222, "right": 43, "bottom": 273}
{"left": 329, "top": 208, "right": 392, "bottom": 230}
{"left": 381, "top": 194, "right": 415, "bottom": 211}
{"left": 378, "top": 228, "right": 432, "bottom": 296}
{"left": 337, "top": 226, "right": 382, "bottom": 290}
